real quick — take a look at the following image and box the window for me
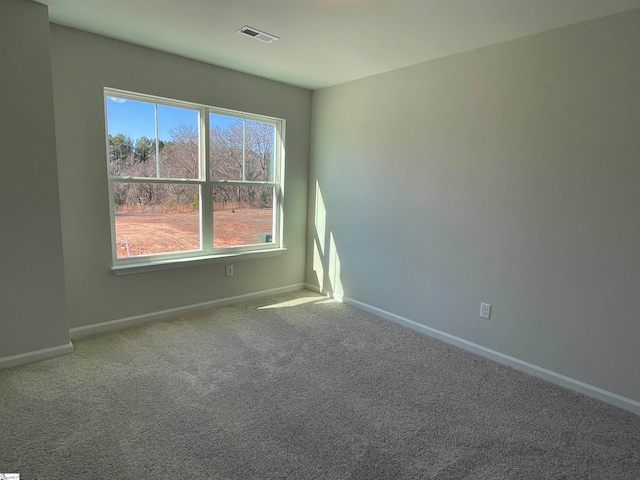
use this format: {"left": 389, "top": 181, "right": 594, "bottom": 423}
{"left": 104, "top": 89, "right": 284, "bottom": 270}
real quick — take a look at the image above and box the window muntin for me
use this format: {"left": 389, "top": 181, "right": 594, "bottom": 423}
{"left": 105, "top": 89, "right": 283, "bottom": 265}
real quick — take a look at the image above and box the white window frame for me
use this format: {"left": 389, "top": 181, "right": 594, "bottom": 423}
{"left": 104, "top": 88, "right": 285, "bottom": 274}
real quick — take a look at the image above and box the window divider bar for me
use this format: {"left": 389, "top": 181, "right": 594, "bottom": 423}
{"left": 209, "top": 180, "right": 279, "bottom": 187}
{"left": 110, "top": 177, "right": 203, "bottom": 184}
{"left": 155, "top": 103, "right": 160, "bottom": 178}
{"left": 201, "top": 108, "right": 213, "bottom": 250}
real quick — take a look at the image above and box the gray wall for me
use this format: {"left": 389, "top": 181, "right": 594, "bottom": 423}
{"left": 50, "top": 25, "right": 311, "bottom": 329}
{"left": 307, "top": 10, "right": 640, "bottom": 402}
{"left": 0, "top": 0, "right": 70, "bottom": 357}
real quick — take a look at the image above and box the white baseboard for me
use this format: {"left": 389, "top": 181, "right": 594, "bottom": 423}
{"left": 69, "top": 283, "right": 307, "bottom": 339}
{"left": 0, "top": 342, "right": 74, "bottom": 369}
{"left": 309, "top": 287, "right": 640, "bottom": 417}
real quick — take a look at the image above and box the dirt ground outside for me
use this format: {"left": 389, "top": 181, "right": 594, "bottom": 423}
{"left": 115, "top": 207, "right": 273, "bottom": 258}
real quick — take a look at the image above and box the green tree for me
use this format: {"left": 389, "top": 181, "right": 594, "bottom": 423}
{"left": 108, "top": 133, "right": 134, "bottom": 174}
{"left": 134, "top": 136, "right": 154, "bottom": 163}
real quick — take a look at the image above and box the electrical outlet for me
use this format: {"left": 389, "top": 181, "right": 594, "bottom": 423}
{"left": 225, "top": 264, "right": 233, "bottom": 277}
{"left": 480, "top": 303, "right": 491, "bottom": 319}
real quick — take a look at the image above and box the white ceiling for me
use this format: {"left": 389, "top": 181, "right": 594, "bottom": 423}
{"left": 38, "top": 0, "right": 640, "bottom": 90}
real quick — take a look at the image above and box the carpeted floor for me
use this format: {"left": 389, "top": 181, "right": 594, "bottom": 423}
{"left": 1, "top": 290, "right": 639, "bottom": 479}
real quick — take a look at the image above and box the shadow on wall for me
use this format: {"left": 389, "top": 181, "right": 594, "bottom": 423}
{"left": 311, "top": 180, "right": 344, "bottom": 298}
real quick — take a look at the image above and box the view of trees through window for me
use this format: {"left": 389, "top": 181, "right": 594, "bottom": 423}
{"left": 106, "top": 93, "right": 280, "bottom": 260}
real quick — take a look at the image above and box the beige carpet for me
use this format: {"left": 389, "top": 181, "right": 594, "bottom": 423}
{"left": 1, "top": 290, "right": 639, "bottom": 479}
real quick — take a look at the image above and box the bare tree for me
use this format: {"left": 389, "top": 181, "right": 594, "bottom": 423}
{"left": 113, "top": 117, "right": 274, "bottom": 211}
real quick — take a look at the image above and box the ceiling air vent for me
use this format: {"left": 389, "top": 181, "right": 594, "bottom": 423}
{"left": 236, "top": 25, "right": 279, "bottom": 44}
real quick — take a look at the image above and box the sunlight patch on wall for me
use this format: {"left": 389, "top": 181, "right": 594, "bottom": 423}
{"left": 311, "top": 180, "right": 343, "bottom": 297}
{"left": 315, "top": 181, "right": 326, "bottom": 252}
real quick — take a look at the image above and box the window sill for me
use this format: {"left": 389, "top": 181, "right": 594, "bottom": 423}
{"left": 111, "top": 248, "right": 286, "bottom": 276}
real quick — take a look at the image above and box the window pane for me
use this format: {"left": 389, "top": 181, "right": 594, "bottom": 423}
{"left": 210, "top": 114, "right": 275, "bottom": 182}
{"left": 106, "top": 97, "right": 155, "bottom": 177}
{"left": 113, "top": 183, "right": 200, "bottom": 258}
{"left": 213, "top": 185, "right": 274, "bottom": 248}
{"left": 106, "top": 97, "right": 199, "bottom": 179}
{"left": 158, "top": 105, "right": 199, "bottom": 179}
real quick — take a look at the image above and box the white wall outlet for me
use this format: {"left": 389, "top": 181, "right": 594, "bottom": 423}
{"left": 480, "top": 303, "right": 491, "bottom": 319}
{"left": 225, "top": 264, "right": 233, "bottom": 277}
